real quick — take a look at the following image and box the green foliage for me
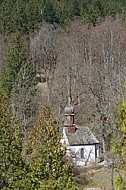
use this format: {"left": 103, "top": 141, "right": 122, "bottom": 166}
{"left": 82, "top": 4, "right": 101, "bottom": 26}
{"left": 112, "top": 102, "right": 126, "bottom": 159}
{"left": 0, "top": 32, "right": 30, "bottom": 97}
{"left": 0, "top": 31, "right": 37, "bottom": 130}
{"left": 11, "top": 0, "right": 27, "bottom": 33}
{"left": 11, "top": 48, "right": 37, "bottom": 123}
{"left": 115, "top": 175, "right": 126, "bottom": 190}
{"left": 0, "top": 0, "right": 42, "bottom": 34}
{"left": 25, "top": 104, "right": 80, "bottom": 189}
{"left": 52, "top": 0, "right": 74, "bottom": 26}
{"left": 0, "top": 0, "right": 126, "bottom": 34}
{"left": 0, "top": 94, "right": 29, "bottom": 189}
{"left": 118, "top": 102, "right": 126, "bottom": 135}
{"left": 42, "top": 0, "right": 58, "bottom": 24}
{"left": 0, "top": 97, "right": 80, "bottom": 189}
{"left": 112, "top": 101, "right": 126, "bottom": 190}
{"left": 0, "top": 0, "right": 13, "bottom": 34}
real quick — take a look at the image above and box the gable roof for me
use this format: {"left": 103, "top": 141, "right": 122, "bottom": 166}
{"left": 64, "top": 126, "right": 99, "bottom": 146}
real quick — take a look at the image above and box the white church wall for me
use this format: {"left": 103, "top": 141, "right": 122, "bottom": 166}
{"left": 69, "top": 145, "right": 96, "bottom": 166}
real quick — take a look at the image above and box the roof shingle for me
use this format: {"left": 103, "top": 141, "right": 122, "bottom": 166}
{"left": 64, "top": 126, "right": 99, "bottom": 145}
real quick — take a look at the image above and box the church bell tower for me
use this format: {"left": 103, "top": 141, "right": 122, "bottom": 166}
{"left": 64, "top": 104, "right": 76, "bottom": 133}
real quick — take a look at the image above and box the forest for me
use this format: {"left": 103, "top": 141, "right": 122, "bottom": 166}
{"left": 0, "top": 0, "right": 126, "bottom": 33}
{"left": 0, "top": 0, "right": 126, "bottom": 189}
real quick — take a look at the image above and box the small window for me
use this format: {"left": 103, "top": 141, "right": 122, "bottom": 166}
{"left": 80, "top": 148, "right": 84, "bottom": 159}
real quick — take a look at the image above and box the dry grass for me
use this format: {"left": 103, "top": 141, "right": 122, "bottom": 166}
{"left": 85, "top": 168, "right": 111, "bottom": 189}
{"left": 74, "top": 166, "right": 118, "bottom": 190}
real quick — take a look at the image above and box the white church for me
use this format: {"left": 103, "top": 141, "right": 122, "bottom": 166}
{"left": 61, "top": 104, "right": 100, "bottom": 166}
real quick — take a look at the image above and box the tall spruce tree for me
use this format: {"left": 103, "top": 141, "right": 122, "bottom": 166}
{"left": 0, "top": 0, "right": 13, "bottom": 34}
{"left": 0, "top": 32, "right": 29, "bottom": 97}
{"left": 0, "top": 32, "right": 37, "bottom": 131}
{"left": 11, "top": 0, "right": 27, "bottom": 33}
{"left": 112, "top": 101, "right": 126, "bottom": 190}
{"left": 25, "top": 104, "right": 80, "bottom": 190}
{"left": 0, "top": 95, "right": 30, "bottom": 189}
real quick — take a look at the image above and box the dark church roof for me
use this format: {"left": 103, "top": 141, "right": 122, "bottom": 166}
{"left": 64, "top": 126, "right": 99, "bottom": 146}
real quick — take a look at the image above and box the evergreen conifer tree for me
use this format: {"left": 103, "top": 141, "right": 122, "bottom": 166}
{"left": 112, "top": 101, "right": 126, "bottom": 190}
{"left": 0, "top": 32, "right": 37, "bottom": 130}
{"left": 0, "top": 95, "right": 30, "bottom": 189}
{"left": 0, "top": 32, "right": 29, "bottom": 97}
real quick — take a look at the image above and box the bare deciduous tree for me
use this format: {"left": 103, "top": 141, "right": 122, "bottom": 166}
{"left": 30, "top": 22, "right": 59, "bottom": 104}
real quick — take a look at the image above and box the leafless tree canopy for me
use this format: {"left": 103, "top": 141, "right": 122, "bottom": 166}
{"left": 0, "top": 18, "right": 126, "bottom": 152}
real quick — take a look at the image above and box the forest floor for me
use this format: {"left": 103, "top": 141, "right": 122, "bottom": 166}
{"left": 74, "top": 166, "right": 118, "bottom": 190}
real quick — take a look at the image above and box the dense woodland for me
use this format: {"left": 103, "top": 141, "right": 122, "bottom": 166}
{"left": 0, "top": 0, "right": 126, "bottom": 189}
{"left": 0, "top": 0, "right": 126, "bottom": 34}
